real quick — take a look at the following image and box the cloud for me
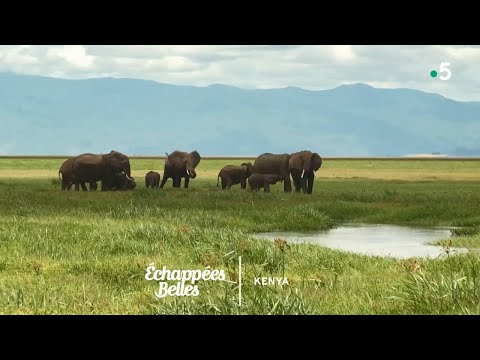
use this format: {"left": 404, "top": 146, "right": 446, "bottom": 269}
{"left": 0, "top": 45, "right": 38, "bottom": 66}
{"left": 0, "top": 45, "right": 478, "bottom": 101}
{"left": 331, "top": 45, "right": 357, "bottom": 62}
{"left": 46, "top": 45, "right": 95, "bottom": 69}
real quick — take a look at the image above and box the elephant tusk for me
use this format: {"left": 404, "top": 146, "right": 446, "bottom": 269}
{"left": 301, "top": 170, "right": 305, "bottom": 178}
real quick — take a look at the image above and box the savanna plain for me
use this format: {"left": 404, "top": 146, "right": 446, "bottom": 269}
{"left": 0, "top": 158, "right": 479, "bottom": 314}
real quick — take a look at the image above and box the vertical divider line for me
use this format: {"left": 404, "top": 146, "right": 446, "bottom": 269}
{"left": 239, "top": 256, "right": 242, "bottom": 306}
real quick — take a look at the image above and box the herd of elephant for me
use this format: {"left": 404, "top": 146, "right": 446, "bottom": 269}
{"left": 59, "top": 149, "right": 322, "bottom": 194}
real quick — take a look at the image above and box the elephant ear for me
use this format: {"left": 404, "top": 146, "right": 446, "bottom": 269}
{"left": 189, "top": 151, "right": 201, "bottom": 167}
{"left": 242, "top": 162, "right": 253, "bottom": 176}
{"left": 312, "top": 153, "right": 322, "bottom": 171}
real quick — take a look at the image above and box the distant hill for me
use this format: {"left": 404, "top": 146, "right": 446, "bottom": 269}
{"left": 1, "top": 72, "right": 480, "bottom": 156}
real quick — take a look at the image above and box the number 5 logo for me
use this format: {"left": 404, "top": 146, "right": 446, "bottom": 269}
{"left": 439, "top": 62, "right": 452, "bottom": 81}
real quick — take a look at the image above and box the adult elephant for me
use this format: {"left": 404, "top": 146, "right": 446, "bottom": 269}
{"left": 252, "top": 153, "right": 292, "bottom": 192}
{"left": 71, "top": 150, "right": 132, "bottom": 191}
{"left": 289, "top": 150, "right": 322, "bottom": 194}
{"left": 159, "top": 150, "right": 201, "bottom": 188}
{"left": 59, "top": 158, "right": 97, "bottom": 191}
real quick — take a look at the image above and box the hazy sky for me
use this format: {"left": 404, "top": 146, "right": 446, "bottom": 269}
{"left": 1, "top": 45, "right": 479, "bottom": 101}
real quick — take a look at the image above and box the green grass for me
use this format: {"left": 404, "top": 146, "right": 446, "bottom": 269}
{"left": 0, "top": 159, "right": 480, "bottom": 314}
{"left": 436, "top": 227, "right": 480, "bottom": 249}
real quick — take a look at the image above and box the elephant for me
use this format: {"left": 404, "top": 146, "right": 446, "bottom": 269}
{"left": 248, "top": 173, "right": 284, "bottom": 192}
{"left": 70, "top": 150, "right": 132, "bottom": 191}
{"left": 145, "top": 171, "right": 161, "bottom": 190}
{"left": 217, "top": 162, "right": 253, "bottom": 190}
{"left": 110, "top": 172, "right": 136, "bottom": 191}
{"left": 59, "top": 158, "right": 97, "bottom": 191}
{"left": 252, "top": 153, "right": 292, "bottom": 192}
{"left": 159, "top": 150, "right": 201, "bottom": 189}
{"left": 289, "top": 150, "right": 322, "bottom": 194}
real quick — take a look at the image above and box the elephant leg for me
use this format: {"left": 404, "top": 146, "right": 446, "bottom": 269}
{"left": 159, "top": 175, "right": 169, "bottom": 189}
{"left": 81, "top": 182, "right": 88, "bottom": 191}
{"left": 307, "top": 174, "right": 314, "bottom": 194}
{"left": 174, "top": 177, "right": 181, "bottom": 188}
{"left": 221, "top": 178, "right": 227, "bottom": 190}
{"left": 241, "top": 180, "right": 246, "bottom": 189}
{"left": 283, "top": 175, "right": 292, "bottom": 193}
{"left": 264, "top": 183, "right": 270, "bottom": 192}
{"left": 102, "top": 172, "right": 114, "bottom": 191}
{"left": 74, "top": 182, "right": 80, "bottom": 191}
{"left": 173, "top": 176, "right": 181, "bottom": 188}
{"left": 66, "top": 183, "right": 73, "bottom": 191}
{"left": 184, "top": 176, "right": 190, "bottom": 188}
{"left": 101, "top": 177, "right": 111, "bottom": 191}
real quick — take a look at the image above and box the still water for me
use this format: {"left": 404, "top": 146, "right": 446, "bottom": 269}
{"left": 255, "top": 223, "right": 468, "bottom": 259}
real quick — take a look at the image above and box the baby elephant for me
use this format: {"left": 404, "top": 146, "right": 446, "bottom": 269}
{"left": 217, "top": 162, "right": 253, "bottom": 190}
{"left": 248, "top": 173, "right": 284, "bottom": 192}
{"left": 145, "top": 171, "right": 161, "bottom": 190}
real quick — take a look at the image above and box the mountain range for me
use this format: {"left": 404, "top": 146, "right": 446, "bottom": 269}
{"left": 1, "top": 72, "right": 479, "bottom": 156}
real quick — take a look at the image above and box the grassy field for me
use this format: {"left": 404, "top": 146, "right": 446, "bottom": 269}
{"left": 0, "top": 158, "right": 479, "bottom": 314}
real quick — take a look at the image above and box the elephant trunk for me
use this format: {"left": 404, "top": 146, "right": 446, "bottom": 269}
{"left": 302, "top": 158, "right": 312, "bottom": 178}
